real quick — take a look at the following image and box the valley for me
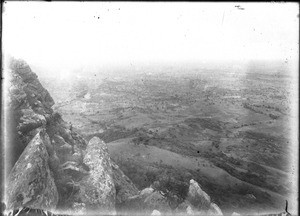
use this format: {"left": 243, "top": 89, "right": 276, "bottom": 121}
{"left": 40, "top": 61, "right": 295, "bottom": 215}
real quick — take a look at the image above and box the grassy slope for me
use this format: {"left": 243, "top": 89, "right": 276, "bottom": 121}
{"left": 49, "top": 66, "right": 293, "bottom": 215}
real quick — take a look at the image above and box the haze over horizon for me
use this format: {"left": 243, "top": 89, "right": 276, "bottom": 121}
{"left": 3, "top": 2, "right": 299, "bottom": 77}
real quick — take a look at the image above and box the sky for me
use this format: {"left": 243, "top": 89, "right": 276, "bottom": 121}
{"left": 2, "top": 2, "right": 299, "bottom": 75}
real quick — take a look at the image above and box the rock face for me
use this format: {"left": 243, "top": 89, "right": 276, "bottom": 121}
{"left": 111, "top": 161, "right": 139, "bottom": 206}
{"left": 208, "top": 202, "right": 223, "bottom": 215}
{"left": 6, "top": 58, "right": 55, "bottom": 173}
{"left": 6, "top": 130, "right": 58, "bottom": 211}
{"left": 186, "top": 179, "right": 211, "bottom": 211}
{"left": 176, "top": 179, "right": 223, "bottom": 215}
{"left": 77, "top": 137, "right": 116, "bottom": 213}
{"left": 4, "top": 58, "right": 130, "bottom": 215}
{"left": 8, "top": 58, "right": 54, "bottom": 114}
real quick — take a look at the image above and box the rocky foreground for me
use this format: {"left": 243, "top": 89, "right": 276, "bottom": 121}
{"left": 4, "top": 58, "right": 224, "bottom": 215}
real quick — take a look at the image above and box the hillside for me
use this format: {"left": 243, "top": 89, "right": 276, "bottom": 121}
{"left": 46, "top": 61, "right": 295, "bottom": 215}
{"left": 3, "top": 58, "right": 225, "bottom": 216}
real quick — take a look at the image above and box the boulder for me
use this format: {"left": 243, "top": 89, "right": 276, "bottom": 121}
{"left": 18, "top": 109, "right": 46, "bottom": 134}
{"left": 78, "top": 137, "right": 116, "bottom": 214}
{"left": 186, "top": 205, "right": 194, "bottom": 215}
{"left": 176, "top": 202, "right": 206, "bottom": 216}
{"left": 111, "top": 161, "right": 139, "bottom": 205}
{"left": 207, "top": 202, "right": 223, "bottom": 215}
{"left": 140, "top": 187, "right": 155, "bottom": 197}
{"left": 183, "top": 179, "right": 223, "bottom": 215}
{"left": 175, "top": 200, "right": 191, "bottom": 212}
{"left": 144, "top": 191, "right": 171, "bottom": 213}
{"left": 6, "top": 130, "right": 59, "bottom": 211}
{"left": 151, "top": 209, "right": 162, "bottom": 215}
{"left": 186, "top": 179, "right": 211, "bottom": 211}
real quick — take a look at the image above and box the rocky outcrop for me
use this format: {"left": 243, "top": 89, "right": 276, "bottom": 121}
{"left": 119, "top": 187, "right": 172, "bottom": 215}
{"left": 151, "top": 209, "right": 162, "bottom": 215}
{"left": 111, "top": 161, "right": 139, "bottom": 206}
{"left": 143, "top": 191, "right": 171, "bottom": 213}
{"left": 6, "top": 58, "right": 55, "bottom": 172}
{"left": 175, "top": 179, "right": 223, "bottom": 215}
{"left": 208, "top": 202, "right": 223, "bottom": 215}
{"left": 8, "top": 58, "right": 54, "bottom": 114}
{"left": 5, "top": 58, "right": 122, "bottom": 215}
{"left": 100, "top": 176, "right": 222, "bottom": 215}
{"left": 6, "top": 130, "right": 58, "bottom": 211}
{"left": 4, "top": 58, "right": 223, "bottom": 216}
{"left": 186, "top": 179, "right": 211, "bottom": 210}
{"left": 76, "top": 137, "right": 116, "bottom": 214}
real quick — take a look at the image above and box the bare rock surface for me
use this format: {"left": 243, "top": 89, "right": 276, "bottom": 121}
{"left": 119, "top": 187, "right": 171, "bottom": 215}
{"left": 5, "top": 58, "right": 118, "bottom": 214}
{"left": 6, "top": 130, "right": 59, "bottom": 211}
{"left": 143, "top": 191, "right": 171, "bottom": 213}
{"left": 77, "top": 137, "right": 116, "bottom": 213}
{"left": 208, "top": 202, "right": 224, "bottom": 215}
{"left": 111, "top": 161, "right": 139, "bottom": 206}
{"left": 186, "top": 179, "right": 211, "bottom": 211}
{"left": 183, "top": 179, "right": 223, "bottom": 215}
{"left": 8, "top": 58, "right": 54, "bottom": 114}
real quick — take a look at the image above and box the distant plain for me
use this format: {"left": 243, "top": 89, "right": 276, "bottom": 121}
{"left": 38, "top": 61, "right": 296, "bottom": 215}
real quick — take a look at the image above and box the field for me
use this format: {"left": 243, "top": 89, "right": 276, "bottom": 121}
{"left": 40, "top": 61, "right": 295, "bottom": 215}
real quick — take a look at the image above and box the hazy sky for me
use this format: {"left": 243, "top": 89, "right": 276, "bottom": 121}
{"left": 3, "top": 2, "right": 299, "bottom": 74}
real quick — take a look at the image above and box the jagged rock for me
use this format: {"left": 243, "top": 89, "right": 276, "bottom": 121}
{"left": 6, "top": 58, "right": 188, "bottom": 215}
{"left": 144, "top": 191, "right": 171, "bottom": 213}
{"left": 59, "top": 143, "right": 73, "bottom": 154}
{"left": 78, "top": 137, "right": 116, "bottom": 213}
{"left": 7, "top": 58, "right": 55, "bottom": 170}
{"left": 186, "top": 179, "right": 211, "bottom": 211}
{"left": 120, "top": 187, "right": 171, "bottom": 215}
{"left": 18, "top": 109, "right": 46, "bottom": 133}
{"left": 140, "top": 187, "right": 155, "bottom": 197}
{"left": 72, "top": 202, "right": 86, "bottom": 214}
{"left": 4, "top": 207, "right": 70, "bottom": 216}
{"left": 58, "top": 128, "right": 75, "bottom": 146}
{"left": 207, "top": 202, "right": 223, "bottom": 215}
{"left": 151, "top": 209, "right": 162, "bottom": 215}
{"left": 52, "top": 135, "right": 68, "bottom": 147}
{"left": 9, "top": 58, "right": 54, "bottom": 114}
{"left": 8, "top": 80, "right": 28, "bottom": 110}
{"left": 175, "top": 200, "right": 191, "bottom": 212}
{"left": 176, "top": 202, "right": 207, "bottom": 216}
{"left": 111, "top": 161, "right": 139, "bottom": 205}
{"left": 6, "top": 130, "right": 59, "bottom": 211}
{"left": 69, "top": 145, "right": 84, "bottom": 164}
{"left": 175, "top": 200, "right": 201, "bottom": 215}
{"left": 51, "top": 135, "right": 73, "bottom": 164}
{"left": 179, "top": 179, "right": 223, "bottom": 215}
{"left": 186, "top": 205, "right": 194, "bottom": 215}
